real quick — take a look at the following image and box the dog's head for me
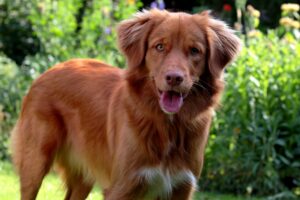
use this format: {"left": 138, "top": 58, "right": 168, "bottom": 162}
{"left": 118, "top": 9, "right": 241, "bottom": 115}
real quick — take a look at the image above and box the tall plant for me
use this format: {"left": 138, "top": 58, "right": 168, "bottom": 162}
{"left": 201, "top": 32, "right": 300, "bottom": 198}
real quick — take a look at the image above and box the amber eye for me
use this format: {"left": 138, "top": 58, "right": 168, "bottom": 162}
{"left": 190, "top": 47, "right": 200, "bottom": 56}
{"left": 155, "top": 43, "right": 164, "bottom": 52}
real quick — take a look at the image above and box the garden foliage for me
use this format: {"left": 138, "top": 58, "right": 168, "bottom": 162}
{"left": 0, "top": 55, "right": 25, "bottom": 160}
{"left": 0, "top": 0, "right": 299, "bottom": 198}
{"left": 25, "top": 0, "right": 138, "bottom": 75}
{"left": 0, "top": 0, "right": 40, "bottom": 65}
{"left": 202, "top": 32, "right": 300, "bottom": 198}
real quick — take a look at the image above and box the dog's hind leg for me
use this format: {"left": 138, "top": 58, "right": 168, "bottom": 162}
{"left": 63, "top": 174, "right": 93, "bottom": 200}
{"left": 56, "top": 163, "right": 93, "bottom": 200}
{"left": 11, "top": 117, "right": 59, "bottom": 200}
{"left": 18, "top": 154, "right": 53, "bottom": 200}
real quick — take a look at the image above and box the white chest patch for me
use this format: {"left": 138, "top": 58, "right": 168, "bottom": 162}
{"left": 138, "top": 166, "right": 197, "bottom": 199}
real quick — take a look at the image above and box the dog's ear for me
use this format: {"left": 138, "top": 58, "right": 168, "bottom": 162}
{"left": 201, "top": 12, "right": 241, "bottom": 78}
{"left": 117, "top": 10, "right": 159, "bottom": 69}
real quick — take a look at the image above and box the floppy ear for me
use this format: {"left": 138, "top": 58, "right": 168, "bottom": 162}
{"left": 117, "top": 11, "right": 155, "bottom": 69}
{"left": 204, "top": 13, "right": 241, "bottom": 78}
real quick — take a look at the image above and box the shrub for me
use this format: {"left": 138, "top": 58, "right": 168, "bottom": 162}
{"left": 0, "top": 0, "right": 40, "bottom": 64}
{"left": 0, "top": 55, "right": 26, "bottom": 160}
{"left": 24, "top": 0, "right": 139, "bottom": 74}
{"left": 201, "top": 32, "right": 300, "bottom": 198}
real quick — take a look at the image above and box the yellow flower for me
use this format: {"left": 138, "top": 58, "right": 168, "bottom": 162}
{"left": 247, "top": 30, "right": 261, "bottom": 38}
{"left": 281, "top": 3, "right": 300, "bottom": 12}
{"left": 102, "top": 7, "right": 110, "bottom": 17}
{"left": 127, "top": 0, "right": 135, "bottom": 5}
{"left": 247, "top": 5, "right": 254, "bottom": 12}
{"left": 280, "top": 17, "right": 300, "bottom": 29}
{"left": 38, "top": 2, "right": 45, "bottom": 13}
{"left": 247, "top": 5, "right": 260, "bottom": 18}
{"left": 252, "top": 10, "right": 260, "bottom": 18}
{"left": 280, "top": 17, "right": 294, "bottom": 26}
{"left": 291, "top": 20, "right": 300, "bottom": 29}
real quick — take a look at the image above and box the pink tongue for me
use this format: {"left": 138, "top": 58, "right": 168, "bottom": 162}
{"left": 159, "top": 91, "right": 183, "bottom": 113}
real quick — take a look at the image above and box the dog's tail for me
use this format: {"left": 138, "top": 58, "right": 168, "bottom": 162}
{"left": 10, "top": 120, "right": 22, "bottom": 174}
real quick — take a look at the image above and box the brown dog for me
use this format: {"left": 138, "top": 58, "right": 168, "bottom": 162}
{"left": 11, "top": 9, "right": 241, "bottom": 200}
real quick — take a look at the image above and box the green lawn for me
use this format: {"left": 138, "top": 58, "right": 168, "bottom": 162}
{"left": 0, "top": 162, "right": 263, "bottom": 200}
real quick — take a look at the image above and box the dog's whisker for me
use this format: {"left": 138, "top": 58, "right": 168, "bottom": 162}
{"left": 198, "top": 79, "right": 219, "bottom": 90}
{"left": 193, "top": 82, "right": 207, "bottom": 90}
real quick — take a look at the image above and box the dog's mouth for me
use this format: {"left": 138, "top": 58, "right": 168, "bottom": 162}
{"left": 158, "top": 90, "right": 188, "bottom": 114}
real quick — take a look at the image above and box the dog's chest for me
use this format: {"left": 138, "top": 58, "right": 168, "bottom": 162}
{"left": 138, "top": 166, "right": 196, "bottom": 199}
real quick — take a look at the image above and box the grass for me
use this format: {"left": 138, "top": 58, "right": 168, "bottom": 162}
{"left": 0, "top": 162, "right": 264, "bottom": 200}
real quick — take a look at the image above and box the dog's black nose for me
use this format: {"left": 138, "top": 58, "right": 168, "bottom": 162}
{"left": 165, "top": 72, "right": 184, "bottom": 86}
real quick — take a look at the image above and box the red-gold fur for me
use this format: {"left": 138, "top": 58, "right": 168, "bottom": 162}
{"left": 11, "top": 9, "right": 241, "bottom": 200}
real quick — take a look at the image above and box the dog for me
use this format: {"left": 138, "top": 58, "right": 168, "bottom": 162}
{"left": 11, "top": 9, "right": 241, "bottom": 200}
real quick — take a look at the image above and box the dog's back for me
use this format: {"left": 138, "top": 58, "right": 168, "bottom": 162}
{"left": 11, "top": 59, "right": 122, "bottom": 199}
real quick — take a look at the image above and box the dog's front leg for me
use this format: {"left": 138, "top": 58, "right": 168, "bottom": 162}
{"left": 170, "top": 184, "right": 195, "bottom": 200}
{"left": 104, "top": 180, "right": 146, "bottom": 200}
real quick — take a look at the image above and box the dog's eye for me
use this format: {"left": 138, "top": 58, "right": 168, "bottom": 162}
{"left": 190, "top": 47, "right": 200, "bottom": 56}
{"left": 155, "top": 43, "right": 164, "bottom": 52}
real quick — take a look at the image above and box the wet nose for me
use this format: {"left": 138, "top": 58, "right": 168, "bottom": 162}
{"left": 165, "top": 72, "right": 184, "bottom": 86}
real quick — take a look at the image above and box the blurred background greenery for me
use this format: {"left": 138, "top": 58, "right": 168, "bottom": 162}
{"left": 0, "top": 0, "right": 299, "bottom": 199}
